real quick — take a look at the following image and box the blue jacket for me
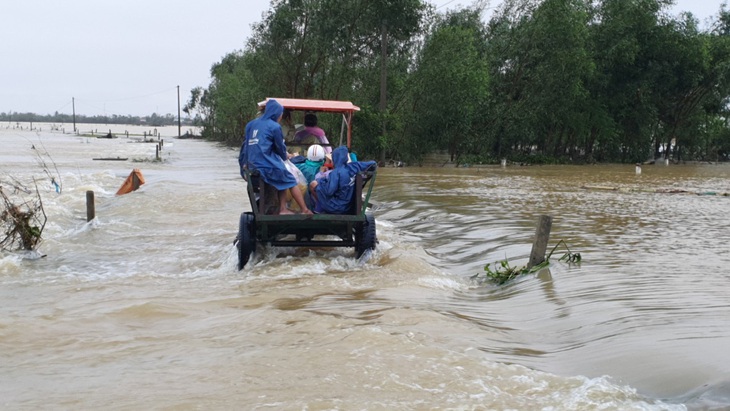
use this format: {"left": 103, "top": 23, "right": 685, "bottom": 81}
{"left": 290, "top": 156, "right": 324, "bottom": 184}
{"left": 314, "top": 146, "right": 376, "bottom": 214}
{"left": 238, "top": 100, "right": 296, "bottom": 190}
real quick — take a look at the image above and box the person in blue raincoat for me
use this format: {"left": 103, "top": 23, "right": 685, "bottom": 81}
{"left": 309, "top": 145, "right": 376, "bottom": 214}
{"left": 238, "top": 99, "right": 311, "bottom": 215}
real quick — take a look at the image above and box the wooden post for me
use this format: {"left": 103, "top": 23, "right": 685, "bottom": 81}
{"left": 72, "top": 97, "right": 76, "bottom": 132}
{"left": 155, "top": 144, "right": 160, "bottom": 160}
{"left": 528, "top": 215, "right": 552, "bottom": 268}
{"left": 86, "top": 191, "right": 95, "bottom": 222}
{"left": 177, "top": 85, "right": 182, "bottom": 138}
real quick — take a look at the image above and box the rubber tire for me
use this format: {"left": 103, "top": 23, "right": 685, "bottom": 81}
{"left": 237, "top": 212, "right": 256, "bottom": 270}
{"left": 355, "top": 213, "right": 376, "bottom": 259}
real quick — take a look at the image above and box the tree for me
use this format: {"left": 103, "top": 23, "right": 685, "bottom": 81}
{"left": 408, "top": 6, "right": 490, "bottom": 162}
{"left": 187, "top": 0, "right": 730, "bottom": 164}
{"left": 184, "top": 52, "right": 262, "bottom": 145}
{"left": 193, "top": 0, "right": 426, "bottom": 159}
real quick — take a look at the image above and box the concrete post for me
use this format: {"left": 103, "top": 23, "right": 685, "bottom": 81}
{"left": 528, "top": 215, "right": 553, "bottom": 268}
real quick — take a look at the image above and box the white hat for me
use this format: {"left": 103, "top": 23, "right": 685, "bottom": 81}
{"left": 307, "top": 144, "right": 325, "bottom": 161}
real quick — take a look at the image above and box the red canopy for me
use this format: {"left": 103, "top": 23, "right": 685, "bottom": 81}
{"left": 258, "top": 98, "right": 360, "bottom": 113}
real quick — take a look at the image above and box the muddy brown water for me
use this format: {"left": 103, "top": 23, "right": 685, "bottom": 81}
{"left": 2, "top": 125, "right": 729, "bottom": 410}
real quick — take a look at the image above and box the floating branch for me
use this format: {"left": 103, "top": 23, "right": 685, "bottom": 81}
{"left": 471, "top": 240, "right": 581, "bottom": 286}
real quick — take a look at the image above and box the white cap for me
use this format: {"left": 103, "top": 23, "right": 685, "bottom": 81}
{"left": 307, "top": 144, "right": 325, "bottom": 161}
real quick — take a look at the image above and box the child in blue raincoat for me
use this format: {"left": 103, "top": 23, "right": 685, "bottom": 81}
{"left": 291, "top": 144, "right": 326, "bottom": 184}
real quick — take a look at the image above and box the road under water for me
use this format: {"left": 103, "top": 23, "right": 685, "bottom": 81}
{"left": 2, "top": 124, "right": 729, "bottom": 410}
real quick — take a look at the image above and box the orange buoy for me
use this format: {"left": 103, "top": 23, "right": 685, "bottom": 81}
{"left": 116, "top": 169, "right": 145, "bottom": 195}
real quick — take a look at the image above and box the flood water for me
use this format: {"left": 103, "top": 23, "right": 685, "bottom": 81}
{"left": 2, "top": 124, "right": 730, "bottom": 410}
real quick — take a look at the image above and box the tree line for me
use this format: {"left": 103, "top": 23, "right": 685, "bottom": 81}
{"left": 183, "top": 0, "right": 730, "bottom": 164}
{"left": 0, "top": 111, "right": 191, "bottom": 127}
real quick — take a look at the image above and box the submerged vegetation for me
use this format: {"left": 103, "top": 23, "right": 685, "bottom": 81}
{"left": 184, "top": 0, "right": 730, "bottom": 165}
{"left": 0, "top": 140, "right": 60, "bottom": 253}
{"left": 472, "top": 240, "right": 582, "bottom": 285}
{"left": 0, "top": 183, "right": 46, "bottom": 251}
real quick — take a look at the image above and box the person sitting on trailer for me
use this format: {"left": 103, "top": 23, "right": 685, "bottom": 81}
{"left": 309, "top": 145, "right": 376, "bottom": 214}
{"left": 239, "top": 99, "right": 312, "bottom": 215}
{"left": 315, "top": 153, "right": 334, "bottom": 179}
{"left": 293, "top": 113, "right": 332, "bottom": 154}
{"left": 290, "top": 144, "right": 326, "bottom": 184}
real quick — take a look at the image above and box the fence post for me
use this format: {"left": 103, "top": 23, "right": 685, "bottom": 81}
{"left": 528, "top": 215, "right": 553, "bottom": 268}
{"left": 86, "top": 191, "right": 95, "bottom": 222}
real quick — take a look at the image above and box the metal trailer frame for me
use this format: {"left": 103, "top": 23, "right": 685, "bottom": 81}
{"left": 236, "top": 98, "right": 377, "bottom": 270}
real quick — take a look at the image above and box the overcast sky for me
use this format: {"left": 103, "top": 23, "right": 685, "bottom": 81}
{"left": 1, "top": 0, "right": 724, "bottom": 117}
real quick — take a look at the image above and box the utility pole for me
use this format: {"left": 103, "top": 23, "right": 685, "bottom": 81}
{"left": 177, "top": 85, "right": 181, "bottom": 138}
{"left": 72, "top": 97, "right": 76, "bottom": 132}
{"left": 379, "top": 22, "right": 388, "bottom": 163}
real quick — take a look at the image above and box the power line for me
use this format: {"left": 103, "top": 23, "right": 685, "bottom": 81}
{"left": 435, "top": 0, "right": 460, "bottom": 10}
{"left": 80, "top": 86, "right": 178, "bottom": 104}
{"left": 51, "top": 101, "right": 71, "bottom": 114}
{"left": 63, "top": 87, "right": 179, "bottom": 116}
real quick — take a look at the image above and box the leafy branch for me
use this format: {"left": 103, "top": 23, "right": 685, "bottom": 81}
{"left": 471, "top": 240, "right": 581, "bottom": 285}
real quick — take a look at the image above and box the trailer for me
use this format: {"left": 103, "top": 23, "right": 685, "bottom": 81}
{"left": 236, "top": 98, "right": 377, "bottom": 270}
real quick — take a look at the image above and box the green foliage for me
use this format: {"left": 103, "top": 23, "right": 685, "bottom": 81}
{"left": 456, "top": 153, "right": 499, "bottom": 166}
{"left": 472, "top": 240, "right": 581, "bottom": 285}
{"left": 479, "top": 258, "right": 539, "bottom": 285}
{"left": 188, "top": 0, "right": 730, "bottom": 164}
{"left": 408, "top": 6, "right": 491, "bottom": 162}
{"left": 506, "top": 152, "right": 567, "bottom": 165}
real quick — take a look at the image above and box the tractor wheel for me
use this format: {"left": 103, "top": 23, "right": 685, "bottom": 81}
{"left": 355, "top": 213, "right": 376, "bottom": 259}
{"left": 236, "top": 212, "right": 256, "bottom": 270}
